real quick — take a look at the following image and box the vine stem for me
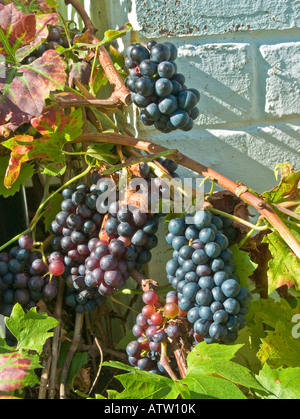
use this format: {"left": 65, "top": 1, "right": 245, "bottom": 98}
{"left": 239, "top": 217, "right": 266, "bottom": 248}
{"left": 0, "top": 211, "right": 45, "bottom": 253}
{"left": 210, "top": 208, "right": 270, "bottom": 232}
{"left": 49, "top": 277, "right": 65, "bottom": 399}
{"left": 33, "top": 165, "right": 93, "bottom": 223}
{"left": 71, "top": 132, "right": 300, "bottom": 260}
{"left": 64, "top": 0, "right": 131, "bottom": 107}
{"left": 60, "top": 313, "right": 85, "bottom": 399}
{"left": 160, "top": 342, "right": 179, "bottom": 381}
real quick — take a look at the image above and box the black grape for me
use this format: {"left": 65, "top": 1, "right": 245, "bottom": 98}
{"left": 125, "top": 41, "right": 200, "bottom": 133}
{"left": 165, "top": 210, "right": 252, "bottom": 345}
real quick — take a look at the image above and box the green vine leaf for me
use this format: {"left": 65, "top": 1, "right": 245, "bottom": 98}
{"left": 1, "top": 0, "right": 58, "bottom": 13}
{"left": 251, "top": 298, "right": 300, "bottom": 369}
{"left": 186, "top": 342, "right": 263, "bottom": 393}
{"left": 256, "top": 364, "right": 300, "bottom": 399}
{"left": 263, "top": 229, "right": 300, "bottom": 293}
{"left": 102, "top": 343, "right": 263, "bottom": 400}
{"left": 230, "top": 244, "right": 258, "bottom": 288}
{"left": 263, "top": 162, "right": 300, "bottom": 204}
{"left": 0, "top": 303, "right": 58, "bottom": 396}
{"left": 5, "top": 304, "right": 59, "bottom": 355}
{"left": 101, "top": 360, "right": 176, "bottom": 399}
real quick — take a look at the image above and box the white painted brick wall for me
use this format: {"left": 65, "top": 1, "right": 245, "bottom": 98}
{"left": 67, "top": 0, "right": 300, "bottom": 279}
{"left": 260, "top": 42, "right": 300, "bottom": 116}
{"left": 80, "top": 0, "right": 300, "bottom": 187}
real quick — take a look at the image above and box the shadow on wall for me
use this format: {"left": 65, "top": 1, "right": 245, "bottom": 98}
{"left": 174, "top": 42, "right": 255, "bottom": 126}
{"left": 142, "top": 125, "right": 299, "bottom": 193}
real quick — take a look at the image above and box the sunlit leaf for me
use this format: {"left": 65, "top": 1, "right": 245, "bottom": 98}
{"left": 0, "top": 49, "right": 67, "bottom": 134}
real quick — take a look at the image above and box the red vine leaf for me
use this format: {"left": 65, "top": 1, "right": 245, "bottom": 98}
{"left": 0, "top": 3, "right": 36, "bottom": 56}
{"left": 3, "top": 135, "right": 36, "bottom": 188}
{"left": 16, "top": 12, "right": 59, "bottom": 62}
{"left": 3, "top": 133, "right": 62, "bottom": 188}
{"left": 0, "top": 49, "right": 67, "bottom": 135}
{"left": 3, "top": 109, "right": 83, "bottom": 187}
{"left": 0, "top": 352, "right": 34, "bottom": 393}
{"left": 31, "top": 108, "right": 83, "bottom": 140}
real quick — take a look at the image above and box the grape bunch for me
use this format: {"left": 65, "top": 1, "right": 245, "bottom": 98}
{"left": 126, "top": 289, "right": 187, "bottom": 373}
{"left": 125, "top": 41, "right": 200, "bottom": 133}
{"left": 22, "top": 26, "right": 69, "bottom": 65}
{"left": 50, "top": 178, "right": 107, "bottom": 313}
{"left": 0, "top": 234, "right": 58, "bottom": 317}
{"left": 21, "top": 25, "right": 91, "bottom": 85}
{"left": 166, "top": 210, "right": 252, "bottom": 344}
{"left": 50, "top": 170, "right": 160, "bottom": 314}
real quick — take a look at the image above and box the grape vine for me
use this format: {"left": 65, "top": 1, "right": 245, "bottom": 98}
{"left": 0, "top": 0, "right": 299, "bottom": 401}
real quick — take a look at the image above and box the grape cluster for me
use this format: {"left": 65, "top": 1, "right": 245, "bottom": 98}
{"left": 22, "top": 26, "right": 70, "bottom": 65}
{"left": 50, "top": 179, "right": 107, "bottom": 313}
{"left": 22, "top": 25, "right": 91, "bottom": 85}
{"left": 126, "top": 289, "right": 185, "bottom": 372}
{"left": 0, "top": 234, "right": 58, "bottom": 317}
{"left": 166, "top": 210, "right": 252, "bottom": 344}
{"left": 51, "top": 171, "right": 160, "bottom": 313}
{"left": 125, "top": 41, "right": 200, "bottom": 133}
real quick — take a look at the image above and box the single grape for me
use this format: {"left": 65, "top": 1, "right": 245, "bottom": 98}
{"left": 108, "top": 240, "right": 126, "bottom": 259}
{"left": 43, "top": 284, "right": 58, "bottom": 301}
{"left": 100, "top": 255, "right": 118, "bottom": 271}
{"left": 130, "top": 45, "right": 150, "bottom": 64}
{"left": 104, "top": 270, "right": 123, "bottom": 287}
{"left": 209, "top": 323, "right": 228, "bottom": 341}
{"left": 166, "top": 324, "right": 180, "bottom": 339}
{"left": 31, "top": 259, "right": 47, "bottom": 275}
{"left": 199, "top": 306, "right": 214, "bottom": 321}
{"left": 143, "top": 290, "right": 158, "bottom": 306}
{"left": 195, "top": 289, "right": 213, "bottom": 307}
{"left": 198, "top": 276, "right": 215, "bottom": 289}
{"left": 150, "top": 312, "right": 163, "bottom": 326}
{"left": 205, "top": 242, "right": 222, "bottom": 259}
{"left": 155, "top": 78, "right": 173, "bottom": 97}
{"left": 157, "top": 61, "right": 176, "bottom": 79}
{"left": 177, "top": 91, "right": 198, "bottom": 111}
{"left": 135, "top": 77, "right": 154, "bottom": 97}
{"left": 140, "top": 59, "right": 158, "bottom": 77}
{"left": 221, "top": 279, "right": 241, "bottom": 298}
{"left": 14, "top": 289, "right": 30, "bottom": 305}
{"left": 169, "top": 109, "right": 189, "bottom": 129}
{"left": 151, "top": 44, "right": 171, "bottom": 63}
{"left": 182, "top": 282, "right": 200, "bottom": 300}
{"left": 213, "top": 310, "right": 229, "bottom": 324}
{"left": 168, "top": 218, "right": 186, "bottom": 236}
{"left": 223, "top": 298, "right": 241, "bottom": 315}
{"left": 194, "top": 318, "right": 211, "bottom": 336}
{"left": 126, "top": 341, "right": 142, "bottom": 358}
{"left": 18, "top": 234, "right": 34, "bottom": 250}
